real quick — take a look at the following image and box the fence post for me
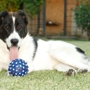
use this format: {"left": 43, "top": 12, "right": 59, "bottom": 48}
{"left": 64, "top": 0, "right": 67, "bottom": 36}
{"left": 42, "top": 0, "right": 46, "bottom": 36}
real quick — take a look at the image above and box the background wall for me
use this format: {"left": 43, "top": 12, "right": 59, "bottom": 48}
{"left": 46, "top": 0, "right": 64, "bottom": 35}
{"left": 46, "top": 0, "right": 78, "bottom": 36}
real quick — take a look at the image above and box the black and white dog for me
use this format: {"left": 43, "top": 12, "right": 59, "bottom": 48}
{"left": 0, "top": 10, "right": 90, "bottom": 76}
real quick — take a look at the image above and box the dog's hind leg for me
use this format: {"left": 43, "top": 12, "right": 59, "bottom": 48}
{"left": 50, "top": 52, "right": 90, "bottom": 72}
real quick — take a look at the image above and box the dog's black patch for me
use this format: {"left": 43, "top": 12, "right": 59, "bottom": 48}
{"left": 0, "top": 11, "right": 13, "bottom": 42}
{"left": 32, "top": 38, "right": 38, "bottom": 59}
{"left": 15, "top": 10, "right": 28, "bottom": 38}
{"left": 17, "top": 10, "right": 28, "bottom": 25}
{"left": 76, "top": 47, "right": 85, "bottom": 54}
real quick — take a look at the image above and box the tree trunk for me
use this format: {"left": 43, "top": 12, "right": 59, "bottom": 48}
{"left": 87, "top": 30, "right": 90, "bottom": 40}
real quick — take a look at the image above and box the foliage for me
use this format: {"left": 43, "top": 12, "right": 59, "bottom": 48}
{"left": 0, "top": 0, "right": 44, "bottom": 17}
{"left": 74, "top": 3, "right": 90, "bottom": 40}
{"left": 0, "top": 0, "right": 23, "bottom": 12}
{"left": 74, "top": 4, "right": 90, "bottom": 31}
{"left": 77, "top": 0, "right": 90, "bottom": 4}
{"left": 24, "top": 0, "right": 44, "bottom": 17}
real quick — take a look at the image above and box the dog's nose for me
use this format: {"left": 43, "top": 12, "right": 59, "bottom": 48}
{"left": 11, "top": 39, "right": 19, "bottom": 46}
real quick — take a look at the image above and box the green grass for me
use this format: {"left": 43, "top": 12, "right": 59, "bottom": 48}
{"left": 1, "top": 40, "right": 90, "bottom": 90}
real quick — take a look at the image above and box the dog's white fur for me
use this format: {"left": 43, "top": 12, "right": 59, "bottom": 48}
{"left": 0, "top": 15, "right": 90, "bottom": 75}
{"left": 1, "top": 33, "right": 90, "bottom": 74}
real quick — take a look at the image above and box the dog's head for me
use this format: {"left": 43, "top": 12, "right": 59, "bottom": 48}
{"left": 0, "top": 10, "right": 28, "bottom": 48}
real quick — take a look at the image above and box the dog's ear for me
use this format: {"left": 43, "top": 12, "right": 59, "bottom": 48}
{"left": 0, "top": 11, "right": 9, "bottom": 18}
{"left": 0, "top": 11, "right": 9, "bottom": 25}
{"left": 17, "top": 10, "right": 28, "bottom": 25}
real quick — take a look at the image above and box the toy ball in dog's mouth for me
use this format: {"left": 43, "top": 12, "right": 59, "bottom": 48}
{"left": 8, "top": 59, "right": 29, "bottom": 76}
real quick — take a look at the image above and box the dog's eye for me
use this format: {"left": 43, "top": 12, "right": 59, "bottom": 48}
{"left": 5, "top": 26, "right": 10, "bottom": 30}
{"left": 17, "top": 25, "right": 22, "bottom": 29}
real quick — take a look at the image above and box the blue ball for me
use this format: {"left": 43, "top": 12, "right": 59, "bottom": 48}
{"left": 8, "top": 59, "right": 29, "bottom": 76}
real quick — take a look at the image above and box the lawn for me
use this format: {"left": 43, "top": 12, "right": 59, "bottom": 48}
{"left": 0, "top": 40, "right": 90, "bottom": 90}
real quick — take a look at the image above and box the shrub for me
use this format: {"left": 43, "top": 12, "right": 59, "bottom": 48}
{"left": 0, "top": 0, "right": 44, "bottom": 17}
{"left": 24, "top": 0, "right": 44, "bottom": 17}
{"left": 0, "top": 0, "right": 23, "bottom": 12}
{"left": 74, "top": 4, "right": 90, "bottom": 40}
